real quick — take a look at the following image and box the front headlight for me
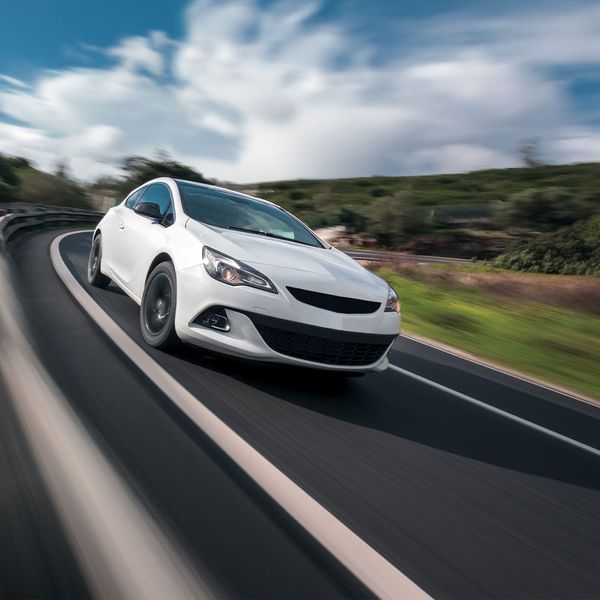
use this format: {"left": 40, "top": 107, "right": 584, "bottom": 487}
{"left": 385, "top": 287, "right": 400, "bottom": 312}
{"left": 202, "top": 246, "right": 277, "bottom": 293}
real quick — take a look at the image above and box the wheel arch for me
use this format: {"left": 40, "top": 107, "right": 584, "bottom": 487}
{"left": 146, "top": 252, "right": 174, "bottom": 282}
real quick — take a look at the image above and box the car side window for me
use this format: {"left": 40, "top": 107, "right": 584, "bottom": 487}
{"left": 124, "top": 187, "right": 145, "bottom": 209}
{"left": 139, "top": 184, "right": 173, "bottom": 218}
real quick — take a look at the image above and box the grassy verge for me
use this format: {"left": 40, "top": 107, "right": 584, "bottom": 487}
{"left": 378, "top": 265, "right": 600, "bottom": 399}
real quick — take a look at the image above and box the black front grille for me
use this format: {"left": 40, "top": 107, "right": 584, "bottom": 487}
{"left": 287, "top": 286, "right": 381, "bottom": 314}
{"left": 245, "top": 313, "right": 395, "bottom": 366}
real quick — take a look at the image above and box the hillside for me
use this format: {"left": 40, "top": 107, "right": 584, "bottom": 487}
{"left": 241, "top": 163, "right": 600, "bottom": 256}
{"left": 3, "top": 152, "right": 600, "bottom": 261}
{"left": 249, "top": 162, "right": 600, "bottom": 223}
{"left": 0, "top": 154, "right": 91, "bottom": 209}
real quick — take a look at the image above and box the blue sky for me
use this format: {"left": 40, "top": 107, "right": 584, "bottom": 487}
{"left": 1, "top": 0, "right": 600, "bottom": 181}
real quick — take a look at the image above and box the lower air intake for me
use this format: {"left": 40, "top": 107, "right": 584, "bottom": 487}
{"left": 246, "top": 313, "right": 395, "bottom": 366}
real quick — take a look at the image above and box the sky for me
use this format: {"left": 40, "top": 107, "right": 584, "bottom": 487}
{"left": 1, "top": 0, "right": 600, "bottom": 183}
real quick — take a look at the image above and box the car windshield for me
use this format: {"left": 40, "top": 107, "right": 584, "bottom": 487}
{"left": 177, "top": 182, "right": 323, "bottom": 248}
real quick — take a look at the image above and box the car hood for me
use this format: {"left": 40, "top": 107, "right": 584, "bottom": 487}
{"left": 185, "top": 219, "right": 388, "bottom": 300}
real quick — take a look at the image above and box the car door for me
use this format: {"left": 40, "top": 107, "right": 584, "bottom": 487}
{"left": 107, "top": 186, "right": 146, "bottom": 285}
{"left": 113, "top": 182, "right": 175, "bottom": 301}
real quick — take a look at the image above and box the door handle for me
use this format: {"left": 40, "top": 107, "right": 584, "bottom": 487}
{"left": 119, "top": 222, "right": 125, "bottom": 230}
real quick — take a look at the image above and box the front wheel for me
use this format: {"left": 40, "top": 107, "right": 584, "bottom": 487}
{"left": 88, "top": 234, "right": 111, "bottom": 288}
{"left": 140, "top": 262, "right": 180, "bottom": 349}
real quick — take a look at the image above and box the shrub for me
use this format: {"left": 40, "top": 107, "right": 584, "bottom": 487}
{"left": 0, "top": 153, "right": 21, "bottom": 201}
{"left": 493, "top": 216, "right": 600, "bottom": 275}
{"left": 370, "top": 187, "right": 389, "bottom": 197}
{"left": 496, "top": 187, "right": 599, "bottom": 231}
{"left": 289, "top": 190, "right": 307, "bottom": 200}
{"left": 339, "top": 206, "right": 368, "bottom": 233}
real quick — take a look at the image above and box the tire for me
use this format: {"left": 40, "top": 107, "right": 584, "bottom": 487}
{"left": 140, "top": 262, "right": 180, "bottom": 349}
{"left": 88, "top": 234, "right": 111, "bottom": 288}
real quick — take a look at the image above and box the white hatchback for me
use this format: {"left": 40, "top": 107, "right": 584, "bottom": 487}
{"left": 89, "top": 178, "right": 400, "bottom": 373}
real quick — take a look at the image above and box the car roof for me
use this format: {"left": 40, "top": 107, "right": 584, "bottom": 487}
{"left": 164, "top": 178, "right": 278, "bottom": 208}
{"left": 126, "top": 177, "right": 281, "bottom": 214}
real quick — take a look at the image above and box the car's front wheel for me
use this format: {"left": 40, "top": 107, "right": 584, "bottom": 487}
{"left": 88, "top": 234, "right": 111, "bottom": 288}
{"left": 140, "top": 262, "right": 179, "bottom": 349}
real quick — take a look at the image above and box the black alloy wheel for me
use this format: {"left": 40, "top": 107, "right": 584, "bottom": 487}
{"left": 87, "top": 235, "right": 111, "bottom": 288}
{"left": 140, "top": 261, "right": 180, "bottom": 349}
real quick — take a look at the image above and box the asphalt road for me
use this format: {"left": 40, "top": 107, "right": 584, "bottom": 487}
{"left": 0, "top": 375, "right": 89, "bottom": 598}
{"left": 7, "top": 228, "right": 600, "bottom": 598}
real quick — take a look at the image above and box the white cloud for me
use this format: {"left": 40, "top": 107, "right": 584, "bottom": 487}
{"left": 1, "top": 0, "right": 600, "bottom": 182}
{"left": 0, "top": 74, "right": 30, "bottom": 89}
{"left": 107, "top": 31, "right": 168, "bottom": 76}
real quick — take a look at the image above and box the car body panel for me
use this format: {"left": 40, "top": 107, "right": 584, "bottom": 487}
{"left": 94, "top": 177, "right": 400, "bottom": 372}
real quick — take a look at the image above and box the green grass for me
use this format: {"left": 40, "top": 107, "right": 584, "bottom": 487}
{"left": 379, "top": 268, "right": 600, "bottom": 399}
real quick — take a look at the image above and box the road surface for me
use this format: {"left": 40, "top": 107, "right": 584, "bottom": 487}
{"left": 4, "top": 227, "right": 600, "bottom": 598}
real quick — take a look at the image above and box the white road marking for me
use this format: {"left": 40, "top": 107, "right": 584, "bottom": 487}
{"left": 0, "top": 252, "right": 213, "bottom": 600}
{"left": 389, "top": 364, "right": 600, "bottom": 458}
{"left": 52, "top": 230, "right": 432, "bottom": 600}
{"left": 398, "top": 332, "right": 598, "bottom": 407}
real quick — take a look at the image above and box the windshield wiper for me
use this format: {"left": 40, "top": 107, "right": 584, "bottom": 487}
{"left": 226, "top": 226, "right": 316, "bottom": 246}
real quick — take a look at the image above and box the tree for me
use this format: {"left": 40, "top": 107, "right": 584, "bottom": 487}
{"left": 519, "top": 138, "right": 543, "bottom": 168}
{"left": 365, "top": 193, "right": 420, "bottom": 248}
{"left": 54, "top": 159, "right": 70, "bottom": 179}
{"left": 339, "top": 206, "right": 368, "bottom": 233}
{"left": 118, "top": 155, "right": 212, "bottom": 196}
{"left": 16, "top": 169, "right": 92, "bottom": 209}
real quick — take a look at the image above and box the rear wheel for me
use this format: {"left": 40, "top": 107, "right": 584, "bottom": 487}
{"left": 140, "top": 262, "right": 179, "bottom": 349}
{"left": 87, "top": 234, "right": 111, "bottom": 288}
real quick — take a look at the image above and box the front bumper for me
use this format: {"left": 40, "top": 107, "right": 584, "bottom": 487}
{"left": 174, "top": 265, "right": 400, "bottom": 372}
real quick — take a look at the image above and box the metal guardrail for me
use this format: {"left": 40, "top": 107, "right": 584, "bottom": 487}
{"left": 0, "top": 206, "right": 102, "bottom": 247}
{"left": 344, "top": 249, "right": 471, "bottom": 264}
{"left": 0, "top": 206, "right": 472, "bottom": 266}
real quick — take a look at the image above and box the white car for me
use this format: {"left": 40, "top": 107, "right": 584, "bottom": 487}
{"left": 88, "top": 178, "right": 400, "bottom": 373}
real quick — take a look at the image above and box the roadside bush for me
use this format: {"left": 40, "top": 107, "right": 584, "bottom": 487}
{"left": 496, "top": 187, "right": 599, "bottom": 231}
{"left": 370, "top": 187, "right": 389, "bottom": 198}
{"left": 0, "top": 181, "right": 13, "bottom": 202}
{"left": 0, "top": 154, "right": 21, "bottom": 202}
{"left": 289, "top": 190, "right": 307, "bottom": 200}
{"left": 493, "top": 216, "right": 600, "bottom": 275}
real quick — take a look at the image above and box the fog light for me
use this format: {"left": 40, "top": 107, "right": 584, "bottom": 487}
{"left": 195, "top": 307, "right": 231, "bottom": 332}
{"left": 205, "top": 313, "right": 230, "bottom": 331}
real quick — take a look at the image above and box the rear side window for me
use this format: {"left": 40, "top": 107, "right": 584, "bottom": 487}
{"left": 124, "top": 187, "right": 145, "bottom": 209}
{"left": 140, "top": 183, "right": 173, "bottom": 216}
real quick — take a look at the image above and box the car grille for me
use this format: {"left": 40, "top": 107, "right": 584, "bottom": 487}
{"left": 287, "top": 286, "right": 381, "bottom": 314}
{"left": 252, "top": 320, "right": 393, "bottom": 366}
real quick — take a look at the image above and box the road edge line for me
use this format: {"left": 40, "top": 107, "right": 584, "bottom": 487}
{"left": 51, "top": 231, "right": 432, "bottom": 600}
{"left": 0, "top": 246, "right": 212, "bottom": 600}
{"left": 388, "top": 364, "right": 600, "bottom": 458}
{"left": 398, "top": 332, "right": 598, "bottom": 407}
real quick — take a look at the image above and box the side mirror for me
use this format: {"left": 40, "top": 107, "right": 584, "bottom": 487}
{"left": 134, "top": 201, "right": 162, "bottom": 220}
